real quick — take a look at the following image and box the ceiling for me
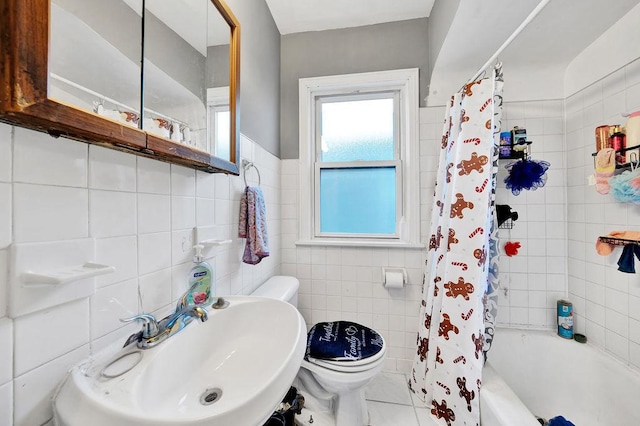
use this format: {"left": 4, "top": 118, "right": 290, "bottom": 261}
{"left": 264, "top": 0, "right": 640, "bottom": 103}
{"left": 428, "top": 0, "right": 640, "bottom": 103}
{"left": 264, "top": 0, "right": 435, "bottom": 34}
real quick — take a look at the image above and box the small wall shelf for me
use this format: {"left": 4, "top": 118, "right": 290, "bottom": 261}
{"left": 591, "top": 143, "right": 640, "bottom": 170}
{"left": 597, "top": 236, "right": 640, "bottom": 246}
{"left": 499, "top": 141, "right": 532, "bottom": 160}
{"left": 498, "top": 218, "right": 515, "bottom": 229}
{"left": 200, "top": 239, "right": 232, "bottom": 247}
{"left": 22, "top": 262, "right": 115, "bottom": 286}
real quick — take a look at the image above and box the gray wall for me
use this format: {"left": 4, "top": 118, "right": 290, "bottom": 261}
{"left": 279, "top": 18, "right": 429, "bottom": 159}
{"left": 207, "top": 44, "right": 231, "bottom": 88}
{"left": 145, "top": 12, "right": 205, "bottom": 101}
{"left": 227, "top": 0, "right": 282, "bottom": 157}
{"left": 427, "top": 0, "right": 460, "bottom": 80}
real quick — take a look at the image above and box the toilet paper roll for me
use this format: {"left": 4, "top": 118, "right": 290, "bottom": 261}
{"left": 384, "top": 270, "right": 405, "bottom": 289}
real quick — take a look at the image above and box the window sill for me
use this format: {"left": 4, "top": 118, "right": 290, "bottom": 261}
{"left": 295, "top": 239, "right": 425, "bottom": 249}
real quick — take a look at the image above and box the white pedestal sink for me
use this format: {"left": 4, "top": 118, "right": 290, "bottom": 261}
{"left": 53, "top": 296, "right": 306, "bottom": 426}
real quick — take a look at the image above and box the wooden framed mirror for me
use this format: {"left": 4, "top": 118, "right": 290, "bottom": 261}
{"left": 0, "top": 0, "right": 240, "bottom": 174}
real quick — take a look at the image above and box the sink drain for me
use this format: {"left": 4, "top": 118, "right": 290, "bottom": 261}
{"left": 200, "top": 387, "right": 223, "bottom": 405}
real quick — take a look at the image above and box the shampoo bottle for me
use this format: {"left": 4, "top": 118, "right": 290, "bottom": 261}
{"left": 187, "top": 245, "right": 212, "bottom": 305}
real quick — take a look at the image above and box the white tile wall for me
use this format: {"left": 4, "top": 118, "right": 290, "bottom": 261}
{"left": 495, "top": 99, "right": 568, "bottom": 329}
{"left": 0, "top": 128, "right": 281, "bottom": 424}
{"left": 13, "top": 299, "right": 90, "bottom": 376}
{"left": 13, "top": 128, "right": 87, "bottom": 187}
{"left": 137, "top": 193, "right": 171, "bottom": 234}
{"left": 14, "top": 184, "right": 88, "bottom": 243}
{"left": 13, "top": 345, "right": 90, "bottom": 426}
{"left": 0, "top": 123, "right": 12, "bottom": 183}
{"left": 88, "top": 145, "right": 136, "bottom": 192}
{"left": 89, "top": 190, "right": 136, "bottom": 238}
{"left": 0, "top": 183, "right": 10, "bottom": 249}
{"left": 567, "top": 56, "right": 640, "bottom": 369}
{"left": 0, "top": 318, "right": 12, "bottom": 386}
{"left": 90, "top": 278, "right": 139, "bottom": 339}
{"left": 0, "top": 251, "right": 6, "bottom": 319}
{"left": 0, "top": 382, "right": 12, "bottom": 426}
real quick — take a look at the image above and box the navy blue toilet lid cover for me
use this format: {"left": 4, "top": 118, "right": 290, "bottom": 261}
{"left": 305, "top": 321, "right": 384, "bottom": 361}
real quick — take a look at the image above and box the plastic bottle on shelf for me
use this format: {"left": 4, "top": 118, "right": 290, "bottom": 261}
{"left": 609, "top": 125, "right": 626, "bottom": 165}
{"left": 624, "top": 110, "right": 640, "bottom": 156}
{"left": 595, "top": 125, "right": 612, "bottom": 152}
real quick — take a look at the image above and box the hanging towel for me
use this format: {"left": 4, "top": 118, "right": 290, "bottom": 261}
{"left": 239, "top": 186, "right": 270, "bottom": 265}
{"left": 617, "top": 244, "right": 637, "bottom": 273}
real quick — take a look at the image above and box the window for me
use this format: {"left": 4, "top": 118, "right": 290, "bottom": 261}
{"left": 298, "top": 69, "right": 421, "bottom": 247}
{"left": 207, "top": 87, "right": 231, "bottom": 161}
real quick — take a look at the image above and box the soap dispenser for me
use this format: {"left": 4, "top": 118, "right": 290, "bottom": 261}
{"left": 186, "top": 244, "right": 213, "bottom": 306}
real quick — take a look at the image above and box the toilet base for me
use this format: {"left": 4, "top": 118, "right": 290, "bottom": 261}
{"left": 293, "top": 376, "right": 371, "bottom": 426}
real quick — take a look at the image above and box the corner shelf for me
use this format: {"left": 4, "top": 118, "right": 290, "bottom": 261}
{"left": 22, "top": 262, "right": 116, "bottom": 286}
{"left": 591, "top": 143, "right": 640, "bottom": 170}
{"left": 498, "top": 218, "right": 515, "bottom": 229}
{"left": 499, "top": 141, "right": 532, "bottom": 160}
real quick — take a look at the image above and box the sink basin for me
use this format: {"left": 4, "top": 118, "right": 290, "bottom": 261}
{"left": 53, "top": 296, "right": 306, "bottom": 426}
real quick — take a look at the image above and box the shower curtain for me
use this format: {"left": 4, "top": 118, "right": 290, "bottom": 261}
{"left": 409, "top": 65, "right": 503, "bottom": 426}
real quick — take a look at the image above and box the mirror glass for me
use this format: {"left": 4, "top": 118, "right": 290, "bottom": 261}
{"left": 49, "top": 0, "right": 143, "bottom": 128}
{"left": 207, "top": 5, "right": 231, "bottom": 161}
{"left": 144, "top": 0, "right": 232, "bottom": 160}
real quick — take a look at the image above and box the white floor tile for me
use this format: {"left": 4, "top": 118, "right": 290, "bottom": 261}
{"left": 415, "top": 407, "right": 440, "bottom": 426}
{"left": 367, "top": 401, "right": 419, "bottom": 426}
{"left": 410, "top": 389, "right": 430, "bottom": 409}
{"left": 365, "top": 372, "right": 413, "bottom": 405}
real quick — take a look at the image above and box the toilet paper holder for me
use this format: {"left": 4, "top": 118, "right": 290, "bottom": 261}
{"left": 382, "top": 267, "right": 407, "bottom": 288}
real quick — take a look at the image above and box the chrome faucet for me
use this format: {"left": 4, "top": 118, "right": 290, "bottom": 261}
{"left": 121, "top": 281, "right": 209, "bottom": 349}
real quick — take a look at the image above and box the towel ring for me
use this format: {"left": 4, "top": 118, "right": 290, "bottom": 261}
{"left": 242, "top": 159, "right": 261, "bottom": 187}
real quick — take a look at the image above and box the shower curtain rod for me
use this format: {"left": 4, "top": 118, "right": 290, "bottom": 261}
{"left": 465, "top": 0, "right": 552, "bottom": 85}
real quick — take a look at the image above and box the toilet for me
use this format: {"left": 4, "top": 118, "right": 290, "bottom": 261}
{"left": 252, "top": 276, "right": 386, "bottom": 426}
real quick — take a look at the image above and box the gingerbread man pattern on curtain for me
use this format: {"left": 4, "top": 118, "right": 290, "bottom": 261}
{"left": 409, "top": 69, "right": 502, "bottom": 426}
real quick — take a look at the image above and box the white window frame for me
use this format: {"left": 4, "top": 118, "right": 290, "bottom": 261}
{"left": 298, "top": 68, "right": 422, "bottom": 248}
{"left": 206, "top": 86, "right": 230, "bottom": 160}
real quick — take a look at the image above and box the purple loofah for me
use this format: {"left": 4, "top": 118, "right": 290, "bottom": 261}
{"left": 504, "top": 158, "right": 550, "bottom": 196}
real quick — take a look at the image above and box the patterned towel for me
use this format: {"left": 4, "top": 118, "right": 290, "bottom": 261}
{"left": 238, "top": 186, "right": 269, "bottom": 265}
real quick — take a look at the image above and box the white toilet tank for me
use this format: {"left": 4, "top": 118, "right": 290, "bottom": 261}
{"left": 251, "top": 275, "right": 299, "bottom": 307}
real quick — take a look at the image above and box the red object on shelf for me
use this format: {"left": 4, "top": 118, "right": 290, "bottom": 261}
{"left": 505, "top": 241, "right": 521, "bottom": 257}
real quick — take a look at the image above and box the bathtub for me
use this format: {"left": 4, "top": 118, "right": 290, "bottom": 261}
{"left": 482, "top": 327, "right": 640, "bottom": 426}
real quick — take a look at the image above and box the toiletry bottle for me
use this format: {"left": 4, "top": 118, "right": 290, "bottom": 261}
{"left": 610, "top": 125, "right": 626, "bottom": 165}
{"left": 187, "top": 245, "right": 212, "bottom": 306}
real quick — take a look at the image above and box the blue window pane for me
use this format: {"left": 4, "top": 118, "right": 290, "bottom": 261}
{"left": 320, "top": 167, "right": 396, "bottom": 235}
{"left": 321, "top": 98, "right": 394, "bottom": 162}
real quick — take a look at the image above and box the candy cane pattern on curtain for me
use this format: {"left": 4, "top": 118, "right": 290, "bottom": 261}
{"left": 409, "top": 68, "right": 502, "bottom": 426}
